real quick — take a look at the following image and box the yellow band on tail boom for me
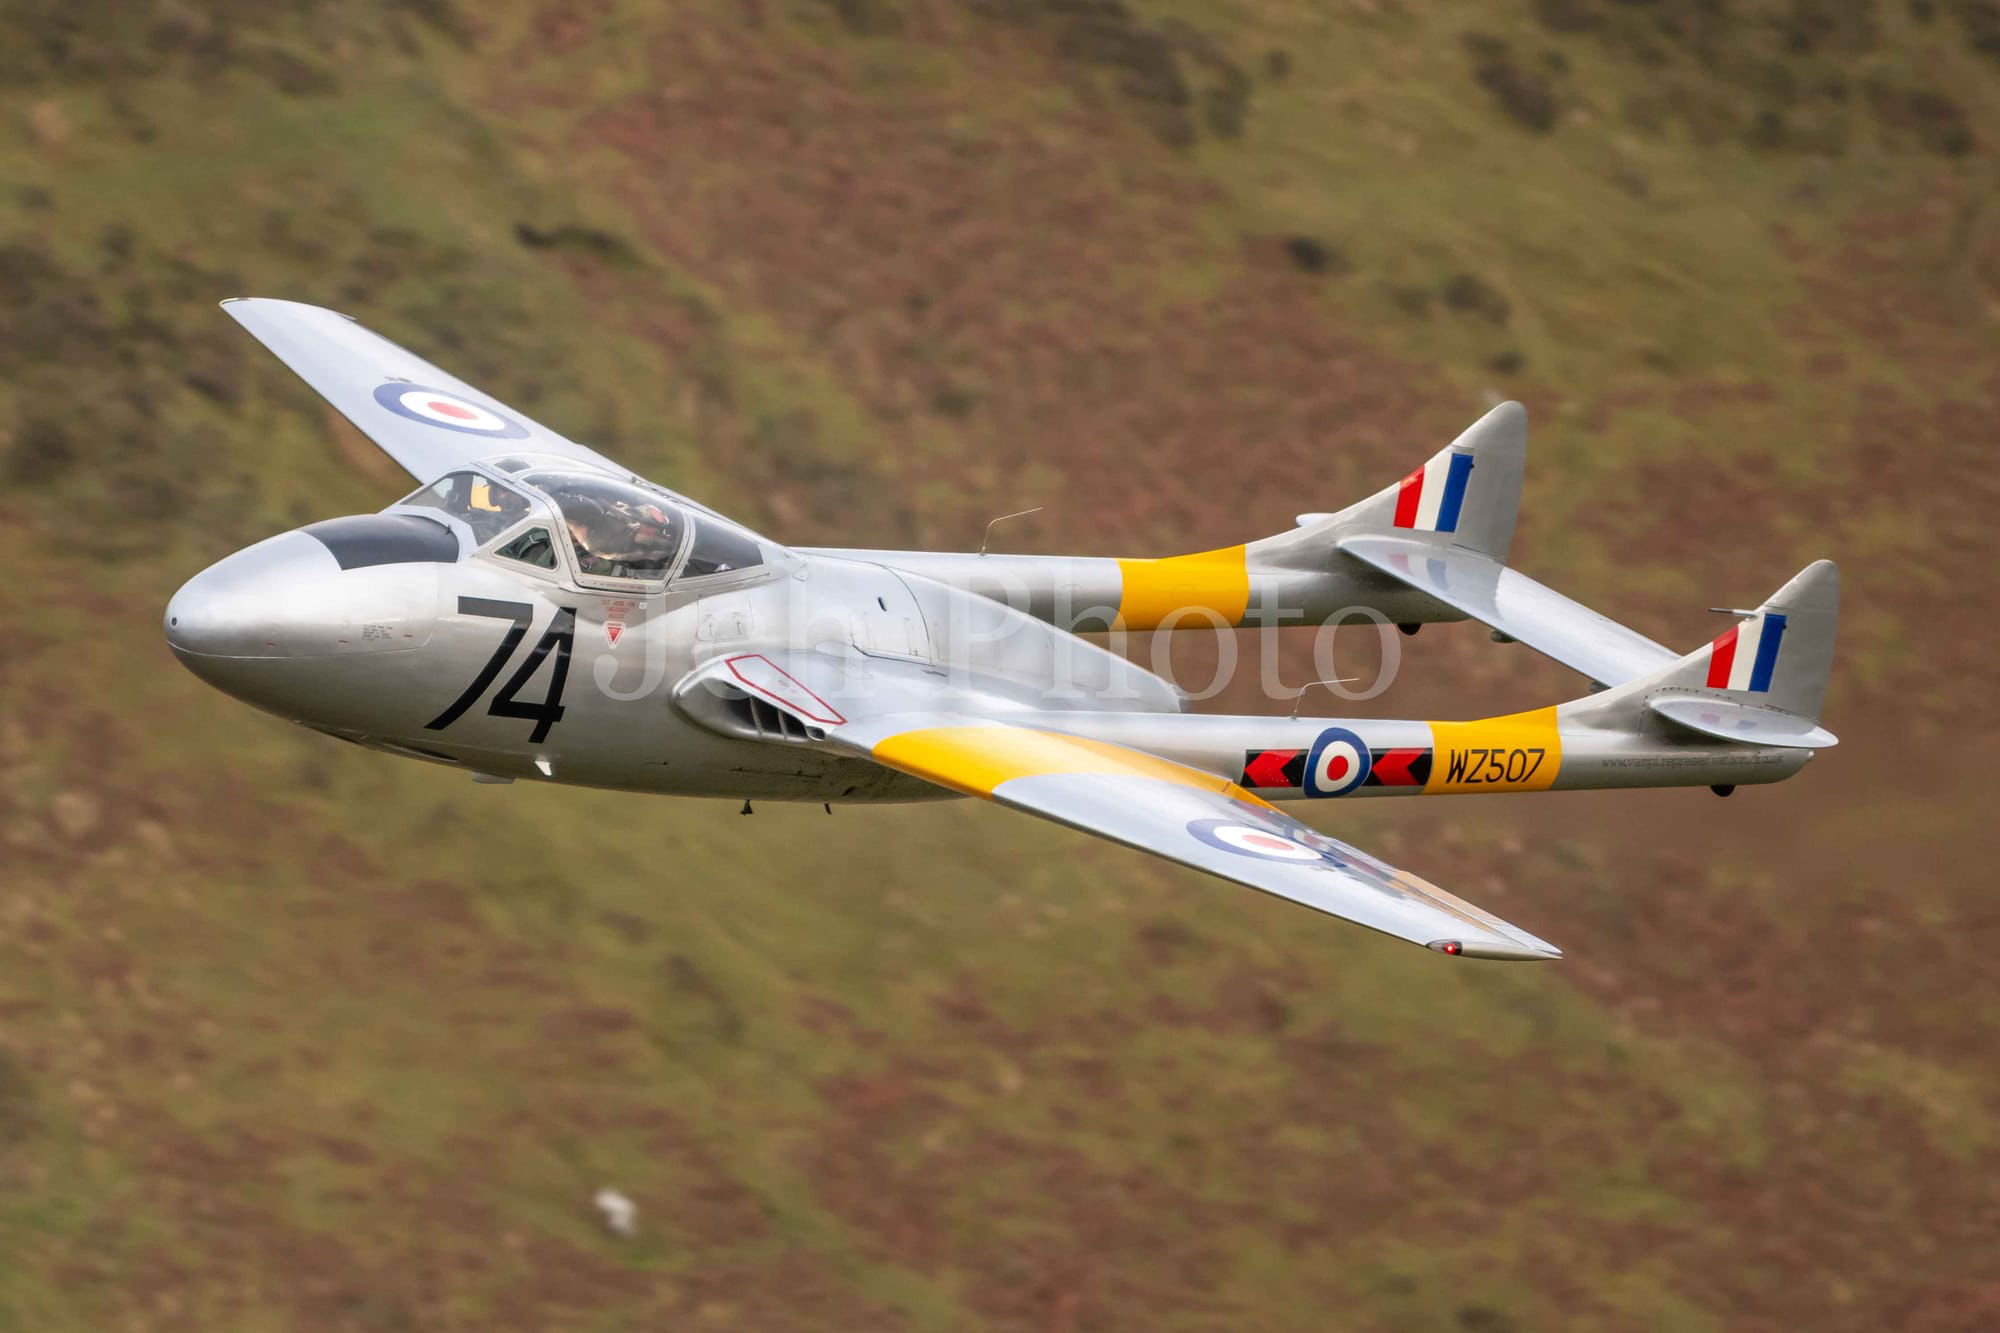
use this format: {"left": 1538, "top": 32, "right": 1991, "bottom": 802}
{"left": 1424, "top": 707, "right": 1563, "bottom": 794}
{"left": 1113, "top": 546, "right": 1250, "bottom": 631}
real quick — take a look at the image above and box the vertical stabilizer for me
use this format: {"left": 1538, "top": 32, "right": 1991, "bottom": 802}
{"left": 1572, "top": 560, "right": 1840, "bottom": 748}
{"left": 1258, "top": 401, "right": 1528, "bottom": 566}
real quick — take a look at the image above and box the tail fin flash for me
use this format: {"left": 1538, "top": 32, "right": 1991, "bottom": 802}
{"left": 1331, "top": 401, "right": 1527, "bottom": 562}
{"left": 1701, "top": 562, "right": 1839, "bottom": 715}
{"left": 1581, "top": 560, "right": 1840, "bottom": 749}
{"left": 1279, "top": 401, "right": 1527, "bottom": 564}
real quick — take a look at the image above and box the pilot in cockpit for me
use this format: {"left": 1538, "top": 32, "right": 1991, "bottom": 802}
{"left": 563, "top": 497, "right": 681, "bottom": 576}
{"left": 532, "top": 472, "right": 687, "bottom": 580}
{"left": 624, "top": 501, "right": 679, "bottom": 557}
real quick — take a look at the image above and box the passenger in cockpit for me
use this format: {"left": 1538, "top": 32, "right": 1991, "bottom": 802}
{"left": 400, "top": 470, "right": 535, "bottom": 544}
{"left": 468, "top": 477, "right": 529, "bottom": 530}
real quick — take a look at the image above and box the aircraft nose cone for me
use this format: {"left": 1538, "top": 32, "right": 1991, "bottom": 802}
{"left": 167, "top": 522, "right": 446, "bottom": 727}
{"left": 166, "top": 530, "right": 343, "bottom": 659}
{"left": 165, "top": 523, "right": 442, "bottom": 717}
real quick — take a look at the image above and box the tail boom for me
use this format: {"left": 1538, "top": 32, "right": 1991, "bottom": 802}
{"left": 1029, "top": 704, "right": 1814, "bottom": 802}
{"left": 801, "top": 400, "right": 1531, "bottom": 633}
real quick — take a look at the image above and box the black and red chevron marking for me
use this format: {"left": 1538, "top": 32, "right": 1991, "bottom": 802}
{"left": 1363, "top": 747, "right": 1432, "bottom": 787}
{"left": 1240, "top": 746, "right": 1433, "bottom": 790}
{"left": 1238, "top": 748, "right": 1305, "bottom": 789}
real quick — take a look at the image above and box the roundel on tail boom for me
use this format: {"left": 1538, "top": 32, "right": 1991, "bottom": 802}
{"left": 1303, "top": 726, "right": 1371, "bottom": 797}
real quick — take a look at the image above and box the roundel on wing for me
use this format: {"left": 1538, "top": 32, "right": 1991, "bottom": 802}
{"left": 1302, "top": 725, "right": 1371, "bottom": 798}
{"left": 372, "top": 383, "right": 531, "bottom": 438}
{"left": 1187, "top": 818, "right": 1328, "bottom": 863}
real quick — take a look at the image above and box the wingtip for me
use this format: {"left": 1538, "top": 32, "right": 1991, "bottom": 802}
{"left": 218, "top": 296, "right": 357, "bottom": 323}
{"left": 1432, "top": 937, "right": 1563, "bottom": 962}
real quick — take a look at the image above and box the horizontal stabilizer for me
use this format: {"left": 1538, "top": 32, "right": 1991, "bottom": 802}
{"left": 1565, "top": 559, "right": 1840, "bottom": 751}
{"left": 1338, "top": 535, "right": 1676, "bottom": 687}
{"left": 1647, "top": 696, "right": 1838, "bottom": 748}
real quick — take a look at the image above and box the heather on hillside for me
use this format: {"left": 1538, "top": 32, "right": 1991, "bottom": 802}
{"left": 1, "top": 2, "right": 1995, "bottom": 1329}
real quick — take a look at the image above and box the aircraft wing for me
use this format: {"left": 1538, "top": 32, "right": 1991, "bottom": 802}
{"left": 223, "top": 298, "right": 629, "bottom": 483}
{"left": 1339, "top": 534, "right": 1676, "bottom": 687}
{"left": 856, "top": 714, "right": 1559, "bottom": 959}
{"left": 686, "top": 652, "right": 1560, "bottom": 960}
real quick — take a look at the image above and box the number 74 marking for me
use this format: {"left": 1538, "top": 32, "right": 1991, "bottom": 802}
{"left": 425, "top": 597, "right": 576, "bottom": 743}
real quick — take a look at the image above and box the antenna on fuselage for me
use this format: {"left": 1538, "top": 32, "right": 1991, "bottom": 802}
{"left": 977, "top": 506, "right": 1044, "bottom": 556}
{"left": 1288, "top": 677, "right": 1361, "bottom": 719}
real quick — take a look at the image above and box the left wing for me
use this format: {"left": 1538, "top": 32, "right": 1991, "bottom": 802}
{"left": 689, "top": 653, "right": 1560, "bottom": 960}
{"left": 859, "top": 715, "right": 1559, "bottom": 959}
{"left": 223, "top": 298, "right": 628, "bottom": 483}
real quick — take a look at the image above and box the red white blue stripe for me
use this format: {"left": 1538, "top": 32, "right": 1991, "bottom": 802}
{"left": 1705, "top": 611, "right": 1788, "bottom": 693}
{"left": 1393, "top": 451, "right": 1475, "bottom": 533}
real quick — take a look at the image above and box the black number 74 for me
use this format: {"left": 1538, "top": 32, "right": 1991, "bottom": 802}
{"left": 425, "top": 597, "right": 576, "bottom": 743}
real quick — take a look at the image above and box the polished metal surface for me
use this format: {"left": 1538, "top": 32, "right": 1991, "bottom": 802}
{"left": 173, "top": 298, "right": 1841, "bottom": 959}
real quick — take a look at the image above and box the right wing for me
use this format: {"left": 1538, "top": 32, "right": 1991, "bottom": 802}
{"left": 1340, "top": 534, "right": 1676, "bottom": 687}
{"left": 686, "top": 651, "right": 1561, "bottom": 961}
{"left": 223, "top": 298, "right": 629, "bottom": 483}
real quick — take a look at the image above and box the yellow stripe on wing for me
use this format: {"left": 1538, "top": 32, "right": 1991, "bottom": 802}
{"left": 872, "top": 725, "right": 1273, "bottom": 807}
{"left": 1113, "top": 545, "right": 1250, "bottom": 631}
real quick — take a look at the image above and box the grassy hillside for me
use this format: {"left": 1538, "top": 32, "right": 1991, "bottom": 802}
{"left": 2, "top": 1, "right": 1997, "bottom": 1328}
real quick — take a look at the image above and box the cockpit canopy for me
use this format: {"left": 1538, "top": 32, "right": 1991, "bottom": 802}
{"left": 400, "top": 470, "right": 534, "bottom": 544}
{"left": 525, "top": 471, "right": 685, "bottom": 582}
{"left": 394, "top": 465, "right": 768, "bottom": 589}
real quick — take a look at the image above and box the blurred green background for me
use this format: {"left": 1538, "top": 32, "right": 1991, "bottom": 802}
{"left": 2, "top": 1, "right": 1997, "bottom": 1328}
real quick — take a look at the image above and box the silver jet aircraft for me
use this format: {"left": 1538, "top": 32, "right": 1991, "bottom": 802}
{"left": 167, "top": 300, "right": 1840, "bottom": 962}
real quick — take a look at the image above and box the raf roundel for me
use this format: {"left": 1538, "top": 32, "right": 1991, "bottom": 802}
{"left": 1302, "top": 725, "right": 1372, "bottom": 798}
{"left": 373, "top": 382, "right": 531, "bottom": 439}
{"left": 1187, "top": 818, "right": 1329, "bottom": 864}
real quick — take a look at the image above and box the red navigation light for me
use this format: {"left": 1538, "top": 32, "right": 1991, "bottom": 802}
{"left": 1428, "top": 939, "right": 1464, "bottom": 956}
